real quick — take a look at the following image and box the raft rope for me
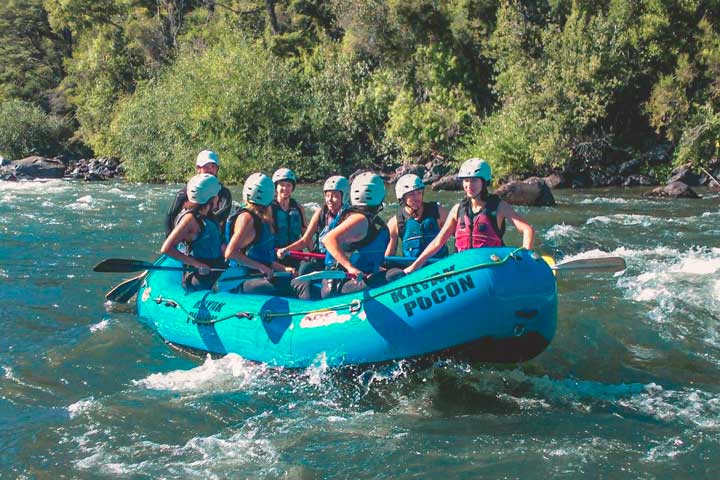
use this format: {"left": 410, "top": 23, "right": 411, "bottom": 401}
{"left": 152, "top": 247, "right": 531, "bottom": 325}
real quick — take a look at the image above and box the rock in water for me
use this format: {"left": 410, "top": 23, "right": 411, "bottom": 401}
{"left": 643, "top": 181, "right": 700, "bottom": 198}
{"left": 495, "top": 177, "right": 556, "bottom": 206}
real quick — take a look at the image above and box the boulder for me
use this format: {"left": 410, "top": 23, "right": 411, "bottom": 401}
{"left": 422, "top": 162, "right": 448, "bottom": 185}
{"left": 668, "top": 164, "right": 702, "bottom": 186}
{"left": 618, "top": 158, "right": 642, "bottom": 175}
{"left": 389, "top": 163, "right": 425, "bottom": 184}
{"left": 623, "top": 174, "right": 658, "bottom": 187}
{"left": 430, "top": 174, "right": 461, "bottom": 191}
{"left": 643, "top": 181, "right": 700, "bottom": 199}
{"left": 495, "top": 177, "right": 556, "bottom": 206}
{"left": 3, "top": 156, "right": 66, "bottom": 179}
{"left": 542, "top": 172, "right": 571, "bottom": 189}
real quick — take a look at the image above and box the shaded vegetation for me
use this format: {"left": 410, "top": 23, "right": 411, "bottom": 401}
{"left": 1, "top": 0, "right": 719, "bottom": 182}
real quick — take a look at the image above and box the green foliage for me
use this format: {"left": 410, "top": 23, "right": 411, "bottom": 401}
{"left": 0, "top": 0, "right": 65, "bottom": 104}
{"left": 0, "top": 99, "right": 72, "bottom": 159}
{"left": 4, "top": 0, "right": 720, "bottom": 180}
{"left": 106, "top": 35, "right": 305, "bottom": 182}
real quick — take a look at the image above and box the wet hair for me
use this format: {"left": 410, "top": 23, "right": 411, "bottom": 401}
{"left": 246, "top": 202, "right": 275, "bottom": 233}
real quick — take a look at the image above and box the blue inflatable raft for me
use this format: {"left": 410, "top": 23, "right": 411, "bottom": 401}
{"left": 136, "top": 247, "right": 557, "bottom": 368}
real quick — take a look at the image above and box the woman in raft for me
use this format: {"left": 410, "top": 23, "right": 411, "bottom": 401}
{"left": 404, "top": 158, "right": 535, "bottom": 274}
{"left": 224, "top": 173, "right": 291, "bottom": 294}
{"left": 276, "top": 175, "right": 350, "bottom": 275}
{"left": 160, "top": 173, "right": 225, "bottom": 291}
{"left": 292, "top": 172, "right": 406, "bottom": 299}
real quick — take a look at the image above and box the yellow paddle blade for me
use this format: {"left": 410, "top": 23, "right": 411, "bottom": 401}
{"left": 541, "top": 255, "right": 557, "bottom": 277}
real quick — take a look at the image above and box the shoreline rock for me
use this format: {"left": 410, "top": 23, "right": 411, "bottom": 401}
{"left": 0, "top": 156, "right": 123, "bottom": 181}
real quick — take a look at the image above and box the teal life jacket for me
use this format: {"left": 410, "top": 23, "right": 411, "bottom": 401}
{"left": 225, "top": 207, "right": 276, "bottom": 266}
{"left": 272, "top": 198, "right": 304, "bottom": 247}
{"left": 396, "top": 201, "right": 447, "bottom": 258}
{"left": 314, "top": 204, "right": 347, "bottom": 254}
{"left": 324, "top": 206, "right": 389, "bottom": 274}
{"left": 175, "top": 209, "right": 222, "bottom": 261}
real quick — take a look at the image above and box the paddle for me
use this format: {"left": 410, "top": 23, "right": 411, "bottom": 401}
{"left": 105, "top": 273, "right": 146, "bottom": 302}
{"left": 94, "top": 258, "right": 226, "bottom": 274}
{"left": 551, "top": 256, "right": 626, "bottom": 273}
{"left": 286, "top": 250, "right": 432, "bottom": 267}
{"left": 293, "top": 270, "right": 359, "bottom": 282}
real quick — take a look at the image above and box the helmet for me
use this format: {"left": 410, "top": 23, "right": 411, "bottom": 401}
{"left": 323, "top": 175, "right": 350, "bottom": 204}
{"left": 242, "top": 173, "right": 274, "bottom": 206}
{"left": 272, "top": 168, "right": 297, "bottom": 187}
{"left": 457, "top": 157, "right": 492, "bottom": 181}
{"left": 195, "top": 150, "right": 219, "bottom": 167}
{"left": 350, "top": 172, "right": 386, "bottom": 207}
{"left": 394, "top": 174, "right": 425, "bottom": 201}
{"left": 187, "top": 173, "right": 221, "bottom": 205}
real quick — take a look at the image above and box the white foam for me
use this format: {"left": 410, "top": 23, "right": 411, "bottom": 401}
{"left": 544, "top": 223, "right": 580, "bottom": 240}
{"left": 579, "top": 197, "right": 629, "bottom": 204}
{"left": 66, "top": 195, "right": 95, "bottom": 210}
{"left": 303, "top": 201, "right": 321, "bottom": 212}
{"left": 134, "top": 354, "right": 271, "bottom": 392}
{"left": 90, "top": 319, "right": 110, "bottom": 332}
{"left": 0, "top": 178, "right": 70, "bottom": 194}
{"left": 586, "top": 214, "right": 659, "bottom": 227}
{"left": 67, "top": 397, "right": 96, "bottom": 418}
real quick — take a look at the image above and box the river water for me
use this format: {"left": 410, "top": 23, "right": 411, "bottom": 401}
{"left": 1, "top": 179, "right": 718, "bottom": 478}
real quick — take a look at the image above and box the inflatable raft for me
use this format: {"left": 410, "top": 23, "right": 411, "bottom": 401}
{"left": 136, "top": 247, "right": 557, "bottom": 368}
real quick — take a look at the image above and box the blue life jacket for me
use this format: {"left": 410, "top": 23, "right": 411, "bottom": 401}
{"left": 396, "top": 201, "right": 447, "bottom": 258}
{"left": 324, "top": 207, "right": 389, "bottom": 274}
{"left": 272, "top": 199, "right": 304, "bottom": 247}
{"left": 175, "top": 209, "right": 222, "bottom": 261}
{"left": 314, "top": 204, "right": 347, "bottom": 254}
{"left": 225, "top": 207, "right": 276, "bottom": 266}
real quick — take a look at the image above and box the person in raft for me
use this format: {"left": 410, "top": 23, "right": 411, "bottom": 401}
{"left": 165, "top": 150, "right": 232, "bottom": 237}
{"left": 276, "top": 175, "right": 350, "bottom": 276}
{"left": 403, "top": 158, "right": 535, "bottom": 274}
{"left": 224, "top": 173, "right": 291, "bottom": 294}
{"left": 293, "top": 172, "right": 402, "bottom": 300}
{"left": 271, "top": 168, "right": 307, "bottom": 269}
{"left": 160, "top": 173, "right": 226, "bottom": 291}
{"left": 385, "top": 173, "right": 450, "bottom": 260}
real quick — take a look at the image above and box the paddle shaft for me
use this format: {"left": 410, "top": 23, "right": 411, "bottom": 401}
{"left": 94, "top": 258, "right": 226, "bottom": 274}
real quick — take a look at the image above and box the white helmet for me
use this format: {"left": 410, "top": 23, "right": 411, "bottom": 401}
{"left": 242, "top": 173, "right": 274, "bottom": 206}
{"left": 195, "top": 150, "right": 219, "bottom": 167}
{"left": 187, "top": 173, "right": 221, "bottom": 205}
{"left": 457, "top": 157, "right": 492, "bottom": 181}
{"left": 272, "top": 168, "right": 297, "bottom": 187}
{"left": 395, "top": 174, "right": 425, "bottom": 201}
{"left": 323, "top": 175, "right": 350, "bottom": 204}
{"left": 350, "top": 172, "right": 386, "bottom": 207}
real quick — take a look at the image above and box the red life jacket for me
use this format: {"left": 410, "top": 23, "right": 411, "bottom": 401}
{"left": 454, "top": 195, "right": 505, "bottom": 251}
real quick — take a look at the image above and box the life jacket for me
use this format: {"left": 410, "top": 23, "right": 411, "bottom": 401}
{"left": 324, "top": 207, "right": 389, "bottom": 274}
{"left": 225, "top": 207, "right": 276, "bottom": 266}
{"left": 396, "top": 201, "right": 448, "bottom": 258}
{"left": 165, "top": 184, "right": 232, "bottom": 237}
{"left": 175, "top": 209, "right": 222, "bottom": 261}
{"left": 272, "top": 198, "right": 304, "bottom": 247}
{"left": 314, "top": 204, "right": 347, "bottom": 254}
{"left": 454, "top": 195, "right": 505, "bottom": 251}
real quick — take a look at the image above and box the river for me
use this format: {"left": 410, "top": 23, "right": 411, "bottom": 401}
{"left": 1, "top": 179, "right": 718, "bottom": 478}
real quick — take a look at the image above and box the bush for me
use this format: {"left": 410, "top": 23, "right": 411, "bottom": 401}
{"left": 105, "top": 34, "right": 306, "bottom": 183}
{"left": 0, "top": 99, "right": 71, "bottom": 159}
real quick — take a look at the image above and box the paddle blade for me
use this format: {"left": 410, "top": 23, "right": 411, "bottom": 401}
{"left": 552, "top": 256, "right": 626, "bottom": 273}
{"left": 105, "top": 273, "right": 145, "bottom": 302}
{"left": 94, "top": 258, "right": 154, "bottom": 273}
